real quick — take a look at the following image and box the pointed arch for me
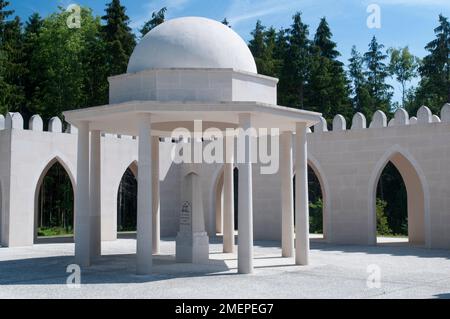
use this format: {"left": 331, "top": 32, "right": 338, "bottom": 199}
{"left": 307, "top": 155, "right": 332, "bottom": 242}
{"left": 33, "top": 156, "right": 76, "bottom": 242}
{"left": 117, "top": 161, "right": 138, "bottom": 233}
{"left": 368, "top": 145, "right": 430, "bottom": 247}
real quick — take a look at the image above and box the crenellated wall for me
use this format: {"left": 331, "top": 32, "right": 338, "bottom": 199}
{"left": 0, "top": 113, "right": 184, "bottom": 247}
{"left": 305, "top": 104, "right": 450, "bottom": 248}
{"left": 1, "top": 104, "right": 449, "bottom": 249}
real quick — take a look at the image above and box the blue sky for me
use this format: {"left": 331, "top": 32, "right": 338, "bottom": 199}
{"left": 10, "top": 0, "right": 450, "bottom": 103}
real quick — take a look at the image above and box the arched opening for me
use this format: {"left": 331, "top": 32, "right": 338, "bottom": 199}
{"left": 294, "top": 164, "right": 326, "bottom": 239}
{"left": 117, "top": 163, "right": 138, "bottom": 233}
{"left": 35, "top": 160, "right": 75, "bottom": 239}
{"left": 374, "top": 152, "right": 426, "bottom": 246}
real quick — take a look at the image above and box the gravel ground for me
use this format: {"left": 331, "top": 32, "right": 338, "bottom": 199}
{"left": 0, "top": 237, "right": 449, "bottom": 299}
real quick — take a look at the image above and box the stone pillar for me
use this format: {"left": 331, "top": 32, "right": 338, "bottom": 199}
{"left": 237, "top": 113, "right": 254, "bottom": 274}
{"left": 295, "top": 123, "right": 310, "bottom": 266}
{"left": 90, "top": 130, "right": 102, "bottom": 260}
{"left": 281, "top": 132, "right": 294, "bottom": 258}
{"left": 152, "top": 136, "right": 160, "bottom": 255}
{"left": 75, "top": 121, "right": 91, "bottom": 267}
{"left": 136, "top": 115, "right": 153, "bottom": 275}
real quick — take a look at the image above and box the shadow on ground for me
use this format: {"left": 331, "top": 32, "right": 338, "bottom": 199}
{"left": 2, "top": 236, "right": 450, "bottom": 287}
{"left": 0, "top": 253, "right": 232, "bottom": 286}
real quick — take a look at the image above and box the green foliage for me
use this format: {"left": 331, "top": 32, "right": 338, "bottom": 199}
{"left": 38, "top": 227, "right": 73, "bottom": 237}
{"left": 117, "top": 168, "right": 137, "bottom": 232}
{"left": 0, "top": 0, "right": 13, "bottom": 41}
{"left": 388, "top": 47, "right": 419, "bottom": 108}
{"left": 101, "top": 0, "right": 136, "bottom": 76}
{"left": 248, "top": 21, "right": 279, "bottom": 76}
{"left": 413, "top": 14, "right": 450, "bottom": 114}
{"left": 348, "top": 46, "right": 372, "bottom": 118}
{"left": 140, "top": 7, "right": 166, "bottom": 37}
{"left": 221, "top": 18, "right": 231, "bottom": 28}
{"left": 377, "top": 162, "right": 408, "bottom": 236}
{"left": 363, "top": 36, "right": 393, "bottom": 116}
{"left": 23, "top": 13, "right": 44, "bottom": 114}
{"left": 281, "top": 12, "right": 311, "bottom": 108}
{"left": 309, "top": 199, "right": 323, "bottom": 234}
{"left": 30, "top": 7, "right": 105, "bottom": 118}
{"left": 306, "top": 18, "right": 352, "bottom": 122}
{"left": 1, "top": 15, "right": 26, "bottom": 114}
{"left": 38, "top": 162, "right": 74, "bottom": 237}
{"left": 376, "top": 199, "right": 392, "bottom": 236}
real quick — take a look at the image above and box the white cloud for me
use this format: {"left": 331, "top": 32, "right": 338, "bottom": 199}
{"left": 363, "top": 0, "right": 450, "bottom": 8}
{"left": 225, "top": 0, "right": 315, "bottom": 27}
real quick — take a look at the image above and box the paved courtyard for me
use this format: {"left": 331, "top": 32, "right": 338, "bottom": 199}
{"left": 1, "top": 237, "right": 450, "bottom": 299}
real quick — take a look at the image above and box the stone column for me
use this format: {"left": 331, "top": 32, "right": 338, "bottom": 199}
{"left": 281, "top": 132, "right": 294, "bottom": 258}
{"left": 152, "top": 136, "right": 160, "bottom": 255}
{"left": 136, "top": 115, "right": 153, "bottom": 275}
{"left": 295, "top": 123, "right": 310, "bottom": 266}
{"left": 75, "top": 121, "right": 91, "bottom": 267}
{"left": 90, "top": 130, "right": 102, "bottom": 260}
{"left": 237, "top": 113, "right": 254, "bottom": 274}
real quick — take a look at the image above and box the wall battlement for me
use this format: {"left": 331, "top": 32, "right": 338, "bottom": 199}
{"left": 314, "top": 104, "right": 450, "bottom": 133}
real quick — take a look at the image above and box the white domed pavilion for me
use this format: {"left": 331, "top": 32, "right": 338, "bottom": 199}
{"left": 63, "top": 17, "right": 321, "bottom": 276}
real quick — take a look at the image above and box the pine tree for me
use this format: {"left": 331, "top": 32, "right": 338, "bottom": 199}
{"left": 248, "top": 20, "right": 265, "bottom": 71}
{"left": 23, "top": 13, "right": 43, "bottom": 115}
{"left": 363, "top": 36, "right": 392, "bottom": 115}
{"left": 0, "top": 0, "right": 13, "bottom": 43}
{"left": 259, "top": 27, "right": 277, "bottom": 76}
{"left": 281, "top": 12, "right": 310, "bottom": 108}
{"left": 415, "top": 14, "right": 450, "bottom": 113}
{"left": 140, "top": 7, "right": 166, "bottom": 37}
{"left": 221, "top": 18, "right": 231, "bottom": 28}
{"left": 101, "top": 0, "right": 136, "bottom": 76}
{"left": 83, "top": 15, "right": 109, "bottom": 107}
{"left": 0, "top": 0, "right": 14, "bottom": 113}
{"left": 273, "top": 28, "right": 289, "bottom": 78}
{"left": 348, "top": 46, "right": 371, "bottom": 116}
{"left": 313, "top": 17, "right": 340, "bottom": 60}
{"left": 2, "top": 16, "right": 26, "bottom": 113}
{"left": 248, "top": 21, "right": 277, "bottom": 76}
{"left": 306, "top": 18, "right": 352, "bottom": 121}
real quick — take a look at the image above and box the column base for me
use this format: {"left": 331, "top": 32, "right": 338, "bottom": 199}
{"left": 176, "top": 232, "right": 209, "bottom": 264}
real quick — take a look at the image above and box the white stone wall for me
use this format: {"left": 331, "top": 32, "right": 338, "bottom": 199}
{"left": 1, "top": 104, "right": 450, "bottom": 250}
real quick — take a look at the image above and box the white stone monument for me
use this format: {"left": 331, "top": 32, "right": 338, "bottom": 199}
{"left": 176, "top": 166, "right": 209, "bottom": 264}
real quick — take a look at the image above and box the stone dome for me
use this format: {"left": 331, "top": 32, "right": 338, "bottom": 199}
{"left": 127, "top": 17, "right": 257, "bottom": 74}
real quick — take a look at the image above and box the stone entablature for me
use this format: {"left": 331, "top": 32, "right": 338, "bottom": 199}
{"left": 108, "top": 68, "right": 278, "bottom": 105}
